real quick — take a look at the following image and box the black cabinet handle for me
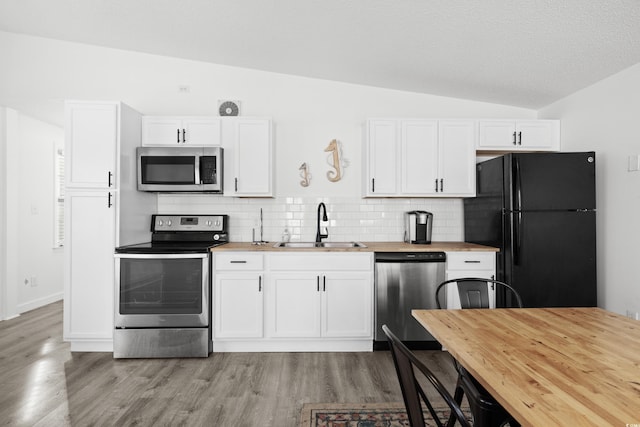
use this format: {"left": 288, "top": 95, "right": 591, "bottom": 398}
{"left": 371, "top": 178, "right": 375, "bottom": 193}
{"left": 439, "top": 179, "right": 443, "bottom": 192}
{"left": 177, "top": 129, "right": 180, "bottom": 143}
{"left": 107, "top": 192, "right": 113, "bottom": 208}
{"left": 258, "top": 276, "right": 262, "bottom": 292}
{"left": 108, "top": 171, "right": 113, "bottom": 187}
{"left": 234, "top": 177, "right": 238, "bottom": 192}
{"left": 323, "top": 276, "right": 326, "bottom": 292}
{"left": 182, "top": 129, "right": 186, "bottom": 143}
{"left": 230, "top": 260, "right": 247, "bottom": 264}
{"left": 518, "top": 131, "right": 522, "bottom": 145}
{"left": 435, "top": 179, "right": 439, "bottom": 192}
{"left": 317, "top": 276, "right": 320, "bottom": 292}
{"left": 512, "top": 131, "right": 517, "bottom": 145}
{"left": 464, "top": 260, "right": 481, "bottom": 263}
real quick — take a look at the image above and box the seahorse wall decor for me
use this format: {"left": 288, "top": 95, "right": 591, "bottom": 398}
{"left": 299, "top": 162, "right": 311, "bottom": 187}
{"left": 324, "top": 139, "right": 349, "bottom": 182}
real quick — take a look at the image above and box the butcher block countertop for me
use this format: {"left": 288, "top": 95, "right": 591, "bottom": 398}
{"left": 211, "top": 241, "right": 498, "bottom": 253}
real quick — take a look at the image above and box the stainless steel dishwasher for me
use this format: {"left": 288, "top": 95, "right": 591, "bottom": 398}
{"left": 374, "top": 252, "right": 446, "bottom": 350}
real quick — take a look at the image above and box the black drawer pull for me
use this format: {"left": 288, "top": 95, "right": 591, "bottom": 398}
{"left": 464, "top": 260, "right": 481, "bottom": 263}
{"left": 230, "top": 260, "right": 247, "bottom": 264}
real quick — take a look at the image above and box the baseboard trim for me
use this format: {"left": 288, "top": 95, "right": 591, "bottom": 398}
{"left": 17, "top": 292, "right": 63, "bottom": 314}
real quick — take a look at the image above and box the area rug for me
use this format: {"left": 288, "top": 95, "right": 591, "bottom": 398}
{"left": 300, "top": 402, "right": 472, "bottom": 427}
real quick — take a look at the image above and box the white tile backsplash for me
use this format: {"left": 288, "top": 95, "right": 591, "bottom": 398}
{"left": 157, "top": 195, "right": 464, "bottom": 243}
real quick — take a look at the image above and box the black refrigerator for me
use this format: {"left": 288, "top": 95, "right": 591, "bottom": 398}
{"left": 464, "top": 152, "right": 597, "bottom": 308}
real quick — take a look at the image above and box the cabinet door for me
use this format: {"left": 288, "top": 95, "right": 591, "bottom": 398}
{"left": 141, "top": 117, "right": 184, "bottom": 146}
{"left": 365, "top": 120, "right": 397, "bottom": 195}
{"left": 268, "top": 274, "right": 320, "bottom": 337}
{"left": 183, "top": 118, "right": 221, "bottom": 146}
{"left": 400, "top": 120, "right": 439, "bottom": 195}
{"left": 64, "top": 191, "right": 115, "bottom": 341}
{"left": 438, "top": 120, "right": 476, "bottom": 196}
{"left": 66, "top": 102, "right": 118, "bottom": 188}
{"left": 322, "top": 272, "right": 373, "bottom": 338}
{"left": 515, "top": 120, "right": 559, "bottom": 150}
{"left": 233, "top": 119, "right": 272, "bottom": 196}
{"left": 478, "top": 120, "right": 517, "bottom": 149}
{"left": 214, "top": 273, "right": 263, "bottom": 338}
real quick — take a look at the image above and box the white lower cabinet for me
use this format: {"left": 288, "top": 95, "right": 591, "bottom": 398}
{"left": 65, "top": 190, "right": 116, "bottom": 348}
{"left": 212, "top": 252, "right": 373, "bottom": 352}
{"left": 444, "top": 251, "right": 497, "bottom": 309}
{"left": 269, "top": 271, "right": 372, "bottom": 339}
{"left": 213, "top": 253, "right": 264, "bottom": 339}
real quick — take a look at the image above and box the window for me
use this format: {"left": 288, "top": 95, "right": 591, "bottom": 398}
{"left": 54, "top": 146, "right": 64, "bottom": 248}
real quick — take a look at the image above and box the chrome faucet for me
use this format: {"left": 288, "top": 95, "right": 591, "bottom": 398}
{"left": 315, "top": 202, "right": 329, "bottom": 242}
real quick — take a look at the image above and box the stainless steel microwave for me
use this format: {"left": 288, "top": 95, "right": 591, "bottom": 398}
{"left": 137, "top": 146, "right": 223, "bottom": 193}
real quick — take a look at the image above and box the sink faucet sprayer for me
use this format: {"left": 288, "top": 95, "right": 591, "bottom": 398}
{"left": 316, "top": 203, "right": 329, "bottom": 243}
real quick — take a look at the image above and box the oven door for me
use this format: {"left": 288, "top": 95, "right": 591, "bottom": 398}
{"left": 114, "top": 253, "right": 209, "bottom": 328}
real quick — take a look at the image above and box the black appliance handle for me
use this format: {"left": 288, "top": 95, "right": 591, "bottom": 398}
{"left": 513, "top": 157, "right": 522, "bottom": 212}
{"left": 514, "top": 212, "right": 521, "bottom": 265}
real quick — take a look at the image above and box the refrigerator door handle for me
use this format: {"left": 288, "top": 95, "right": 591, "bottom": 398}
{"left": 514, "top": 157, "right": 522, "bottom": 211}
{"left": 514, "top": 211, "right": 521, "bottom": 265}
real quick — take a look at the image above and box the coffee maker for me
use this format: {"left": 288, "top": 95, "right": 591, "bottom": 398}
{"left": 404, "top": 211, "right": 433, "bottom": 244}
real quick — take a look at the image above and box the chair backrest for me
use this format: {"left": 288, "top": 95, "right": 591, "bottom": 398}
{"left": 382, "top": 324, "right": 471, "bottom": 427}
{"left": 435, "top": 278, "right": 523, "bottom": 309}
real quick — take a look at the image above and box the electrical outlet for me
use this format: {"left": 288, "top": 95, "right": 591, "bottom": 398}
{"left": 30, "top": 276, "right": 37, "bottom": 287}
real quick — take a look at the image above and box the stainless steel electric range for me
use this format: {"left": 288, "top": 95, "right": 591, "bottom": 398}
{"left": 114, "top": 214, "right": 228, "bottom": 358}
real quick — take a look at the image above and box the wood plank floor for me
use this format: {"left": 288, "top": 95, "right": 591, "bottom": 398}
{"left": 0, "top": 301, "right": 457, "bottom": 426}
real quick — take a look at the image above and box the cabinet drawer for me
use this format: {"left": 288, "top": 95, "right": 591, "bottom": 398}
{"left": 215, "top": 253, "right": 263, "bottom": 270}
{"left": 446, "top": 252, "right": 495, "bottom": 270}
{"left": 269, "top": 253, "right": 372, "bottom": 271}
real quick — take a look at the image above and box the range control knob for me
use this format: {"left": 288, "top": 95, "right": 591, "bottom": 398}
{"left": 206, "top": 220, "right": 213, "bottom": 227}
{"left": 213, "top": 234, "right": 220, "bottom": 241}
{"left": 166, "top": 220, "right": 172, "bottom": 227}
{"left": 157, "top": 220, "right": 164, "bottom": 227}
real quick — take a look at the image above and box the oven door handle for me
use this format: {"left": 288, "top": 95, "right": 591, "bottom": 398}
{"left": 114, "top": 253, "right": 208, "bottom": 259}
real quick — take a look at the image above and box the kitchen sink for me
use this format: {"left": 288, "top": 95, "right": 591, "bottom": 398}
{"left": 273, "top": 241, "right": 367, "bottom": 248}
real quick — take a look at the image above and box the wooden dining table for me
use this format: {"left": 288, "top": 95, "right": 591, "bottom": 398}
{"left": 412, "top": 307, "right": 640, "bottom": 427}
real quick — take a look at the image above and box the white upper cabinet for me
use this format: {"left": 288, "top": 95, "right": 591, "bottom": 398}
{"left": 142, "top": 116, "right": 221, "bottom": 146}
{"left": 365, "top": 120, "right": 398, "bottom": 195}
{"left": 66, "top": 102, "right": 118, "bottom": 189}
{"left": 478, "top": 120, "right": 560, "bottom": 151}
{"left": 400, "top": 120, "right": 439, "bottom": 195}
{"left": 223, "top": 118, "right": 273, "bottom": 197}
{"left": 364, "top": 119, "right": 476, "bottom": 197}
{"left": 438, "top": 120, "right": 477, "bottom": 196}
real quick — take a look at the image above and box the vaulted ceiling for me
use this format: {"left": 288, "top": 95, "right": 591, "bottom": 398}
{"left": 1, "top": 0, "right": 640, "bottom": 111}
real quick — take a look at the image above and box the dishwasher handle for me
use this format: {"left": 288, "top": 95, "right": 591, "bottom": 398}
{"left": 375, "top": 252, "right": 446, "bottom": 262}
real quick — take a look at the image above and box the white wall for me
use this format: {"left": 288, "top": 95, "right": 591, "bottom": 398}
{"left": 0, "top": 107, "right": 7, "bottom": 320}
{"left": 539, "top": 63, "right": 640, "bottom": 316}
{"left": 0, "top": 108, "right": 64, "bottom": 319}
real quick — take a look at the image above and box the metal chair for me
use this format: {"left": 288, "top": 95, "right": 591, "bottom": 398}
{"left": 435, "top": 277, "right": 523, "bottom": 309}
{"left": 435, "top": 277, "right": 522, "bottom": 427}
{"left": 382, "top": 324, "right": 471, "bottom": 427}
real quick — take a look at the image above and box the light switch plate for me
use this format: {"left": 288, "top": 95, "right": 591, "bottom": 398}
{"left": 628, "top": 155, "right": 640, "bottom": 172}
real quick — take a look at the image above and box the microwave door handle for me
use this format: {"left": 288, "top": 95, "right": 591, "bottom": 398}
{"left": 195, "top": 156, "right": 201, "bottom": 184}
